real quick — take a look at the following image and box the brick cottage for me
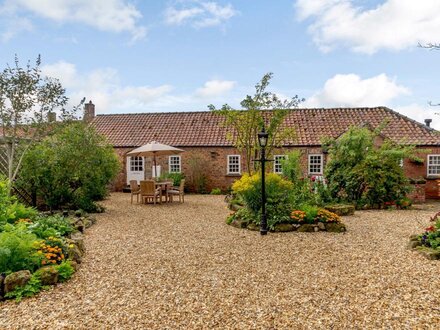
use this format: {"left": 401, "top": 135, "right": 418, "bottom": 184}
{"left": 87, "top": 101, "right": 440, "bottom": 201}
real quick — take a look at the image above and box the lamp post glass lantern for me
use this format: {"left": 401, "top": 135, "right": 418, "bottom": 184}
{"left": 258, "top": 126, "right": 269, "bottom": 235}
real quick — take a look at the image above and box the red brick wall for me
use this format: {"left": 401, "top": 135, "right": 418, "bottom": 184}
{"left": 112, "top": 147, "right": 247, "bottom": 192}
{"left": 111, "top": 145, "right": 440, "bottom": 199}
{"left": 404, "top": 147, "right": 440, "bottom": 199}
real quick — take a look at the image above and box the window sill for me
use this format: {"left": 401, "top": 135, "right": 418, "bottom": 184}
{"left": 226, "top": 173, "right": 241, "bottom": 177}
{"left": 426, "top": 175, "right": 440, "bottom": 180}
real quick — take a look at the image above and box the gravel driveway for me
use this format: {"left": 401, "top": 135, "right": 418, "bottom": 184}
{"left": 1, "top": 193, "right": 440, "bottom": 329}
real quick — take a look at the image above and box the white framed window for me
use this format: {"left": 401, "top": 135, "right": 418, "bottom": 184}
{"left": 130, "top": 156, "right": 144, "bottom": 172}
{"left": 427, "top": 154, "right": 440, "bottom": 176}
{"left": 169, "top": 155, "right": 181, "bottom": 173}
{"left": 308, "top": 154, "right": 323, "bottom": 175}
{"left": 274, "top": 155, "right": 286, "bottom": 174}
{"left": 227, "top": 155, "right": 241, "bottom": 174}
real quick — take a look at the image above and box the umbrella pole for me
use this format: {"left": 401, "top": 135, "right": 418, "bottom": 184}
{"left": 154, "top": 154, "right": 157, "bottom": 179}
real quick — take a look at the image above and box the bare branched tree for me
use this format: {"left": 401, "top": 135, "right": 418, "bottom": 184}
{"left": 419, "top": 43, "right": 439, "bottom": 106}
{"left": 418, "top": 42, "right": 440, "bottom": 50}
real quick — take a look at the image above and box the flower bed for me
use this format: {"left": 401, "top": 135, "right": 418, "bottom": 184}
{"left": 228, "top": 207, "right": 346, "bottom": 233}
{"left": 0, "top": 180, "right": 97, "bottom": 302}
{"left": 226, "top": 172, "right": 347, "bottom": 233}
{"left": 408, "top": 212, "right": 440, "bottom": 260}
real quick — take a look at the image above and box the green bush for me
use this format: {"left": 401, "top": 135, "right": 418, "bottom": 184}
{"left": 300, "top": 205, "right": 319, "bottom": 224}
{"left": 18, "top": 122, "right": 120, "bottom": 212}
{"left": 226, "top": 207, "right": 254, "bottom": 225}
{"left": 159, "top": 172, "right": 185, "bottom": 187}
{"left": 232, "top": 173, "right": 293, "bottom": 229}
{"left": 312, "top": 179, "right": 333, "bottom": 206}
{"left": 280, "top": 151, "right": 302, "bottom": 182}
{"left": 210, "top": 188, "right": 222, "bottom": 195}
{"left": 29, "top": 215, "right": 74, "bottom": 239}
{"left": 0, "top": 179, "right": 38, "bottom": 228}
{"left": 0, "top": 224, "right": 41, "bottom": 273}
{"left": 324, "top": 126, "right": 415, "bottom": 208}
{"left": 289, "top": 179, "right": 316, "bottom": 208}
{"left": 56, "top": 261, "right": 75, "bottom": 282}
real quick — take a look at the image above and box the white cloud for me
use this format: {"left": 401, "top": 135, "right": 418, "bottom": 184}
{"left": 304, "top": 73, "right": 409, "bottom": 107}
{"left": 0, "top": 17, "right": 33, "bottom": 42}
{"left": 164, "top": 7, "right": 204, "bottom": 25}
{"left": 2, "top": 0, "right": 146, "bottom": 41}
{"left": 41, "top": 61, "right": 236, "bottom": 113}
{"left": 295, "top": 0, "right": 440, "bottom": 53}
{"left": 41, "top": 61, "right": 173, "bottom": 113}
{"left": 164, "top": 1, "right": 237, "bottom": 28}
{"left": 196, "top": 79, "right": 236, "bottom": 97}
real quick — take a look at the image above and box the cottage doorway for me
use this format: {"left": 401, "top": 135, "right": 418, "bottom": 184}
{"left": 126, "top": 156, "right": 145, "bottom": 184}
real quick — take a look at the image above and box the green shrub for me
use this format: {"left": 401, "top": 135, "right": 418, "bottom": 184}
{"left": 56, "top": 261, "right": 75, "bottom": 282}
{"left": 289, "top": 179, "right": 316, "bottom": 208}
{"left": 232, "top": 173, "right": 293, "bottom": 228}
{"left": 4, "top": 272, "right": 43, "bottom": 302}
{"left": 324, "top": 126, "right": 415, "bottom": 207}
{"left": 396, "top": 197, "right": 412, "bottom": 209}
{"left": 0, "top": 224, "right": 41, "bottom": 273}
{"left": 0, "top": 178, "right": 38, "bottom": 228}
{"left": 29, "top": 215, "right": 74, "bottom": 239}
{"left": 18, "top": 122, "right": 120, "bottom": 211}
{"left": 210, "top": 188, "right": 222, "bottom": 195}
{"left": 159, "top": 172, "right": 185, "bottom": 187}
{"left": 300, "top": 205, "right": 319, "bottom": 224}
{"left": 227, "top": 207, "right": 254, "bottom": 225}
{"left": 280, "top": 151, "right": 302, "bottom": 182}
{"left": 312, "top": 180, "right": 334, "bottom": 206}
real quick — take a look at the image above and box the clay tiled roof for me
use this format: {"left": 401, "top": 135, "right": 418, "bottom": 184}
{"left": 91, "top": 107, "right": 440, "bottom": 148}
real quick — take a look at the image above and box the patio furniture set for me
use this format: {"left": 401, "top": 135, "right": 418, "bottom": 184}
{"left": 130, "top": 179, "right": 185, "bottom": 205}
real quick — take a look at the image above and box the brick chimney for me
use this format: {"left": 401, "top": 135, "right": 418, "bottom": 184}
{"left": 83, "top": 100, "right": 95, "bottom": 122}
{"left": 425, "top": 119, "right": 432, "bottom": 127}
{"left": 47, "top": 111, "right": 56, "bottom": 122}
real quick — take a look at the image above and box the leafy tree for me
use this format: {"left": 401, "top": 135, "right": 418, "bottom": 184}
{"left": 0, "top": 55, "right": 82, "bottom": 193}
{"left": 18, "top": 122, "right": 120, "bottom": 211}
{"left": 324, "top": 126, "right": 418, "bottom": 208}
{"left": 209, "top": 73, "right": 303, "bottom": 174}
{"left": 280, "top": 150, "right": 303, "bottom": 182}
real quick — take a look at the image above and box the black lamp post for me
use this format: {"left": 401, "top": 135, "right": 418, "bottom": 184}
{"left": 257, "top": 125, "right": 269, "bottom": 235}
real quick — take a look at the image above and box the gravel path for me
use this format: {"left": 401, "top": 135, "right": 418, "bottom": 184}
{"left": 1, "top": 193, "right": 440, "bottom": 329}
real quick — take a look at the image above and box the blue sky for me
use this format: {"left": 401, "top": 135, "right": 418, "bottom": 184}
{"left": 1, "top": 0, "right": 439, "bottom": 128}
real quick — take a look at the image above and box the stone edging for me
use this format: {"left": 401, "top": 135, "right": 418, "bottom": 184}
{"left": 230, "top": 220, "right": 346, "bottom": 233}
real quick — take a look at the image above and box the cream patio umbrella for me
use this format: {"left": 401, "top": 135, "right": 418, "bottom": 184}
{"left": 127, "top": 141, "right": 184, "bottom": 178}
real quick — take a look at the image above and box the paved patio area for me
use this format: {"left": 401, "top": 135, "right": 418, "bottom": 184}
{"left": 1, "top": 193, "right": 439, "bottom": 329}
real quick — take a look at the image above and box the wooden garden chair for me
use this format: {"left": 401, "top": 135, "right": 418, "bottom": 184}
{"left": 167, "top": 179, "right": 185, "bottom": 203}
{"left": 129, "top": 180, "right": 140, "bottom": 204}
{"left": 140, "top": 180, "right": 162, "bottom": 205}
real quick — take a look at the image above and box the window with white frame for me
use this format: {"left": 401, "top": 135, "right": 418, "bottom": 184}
{"left": 169, "top": 155, "right": 181, "bottom": 173}
{"left": 130, "top": 156, "right": 143, "bottom": 172}
{"left": 274, "top": 155, "right": 286, "bottom": 174}
{"left": 227, "top": 155, "right": 241, "bottom": 174}
{"left": 308, "top": 154, "right": 323, "bottom": 175}
{"left": 427, "top": 155, "right": 440, "bottom": 176}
